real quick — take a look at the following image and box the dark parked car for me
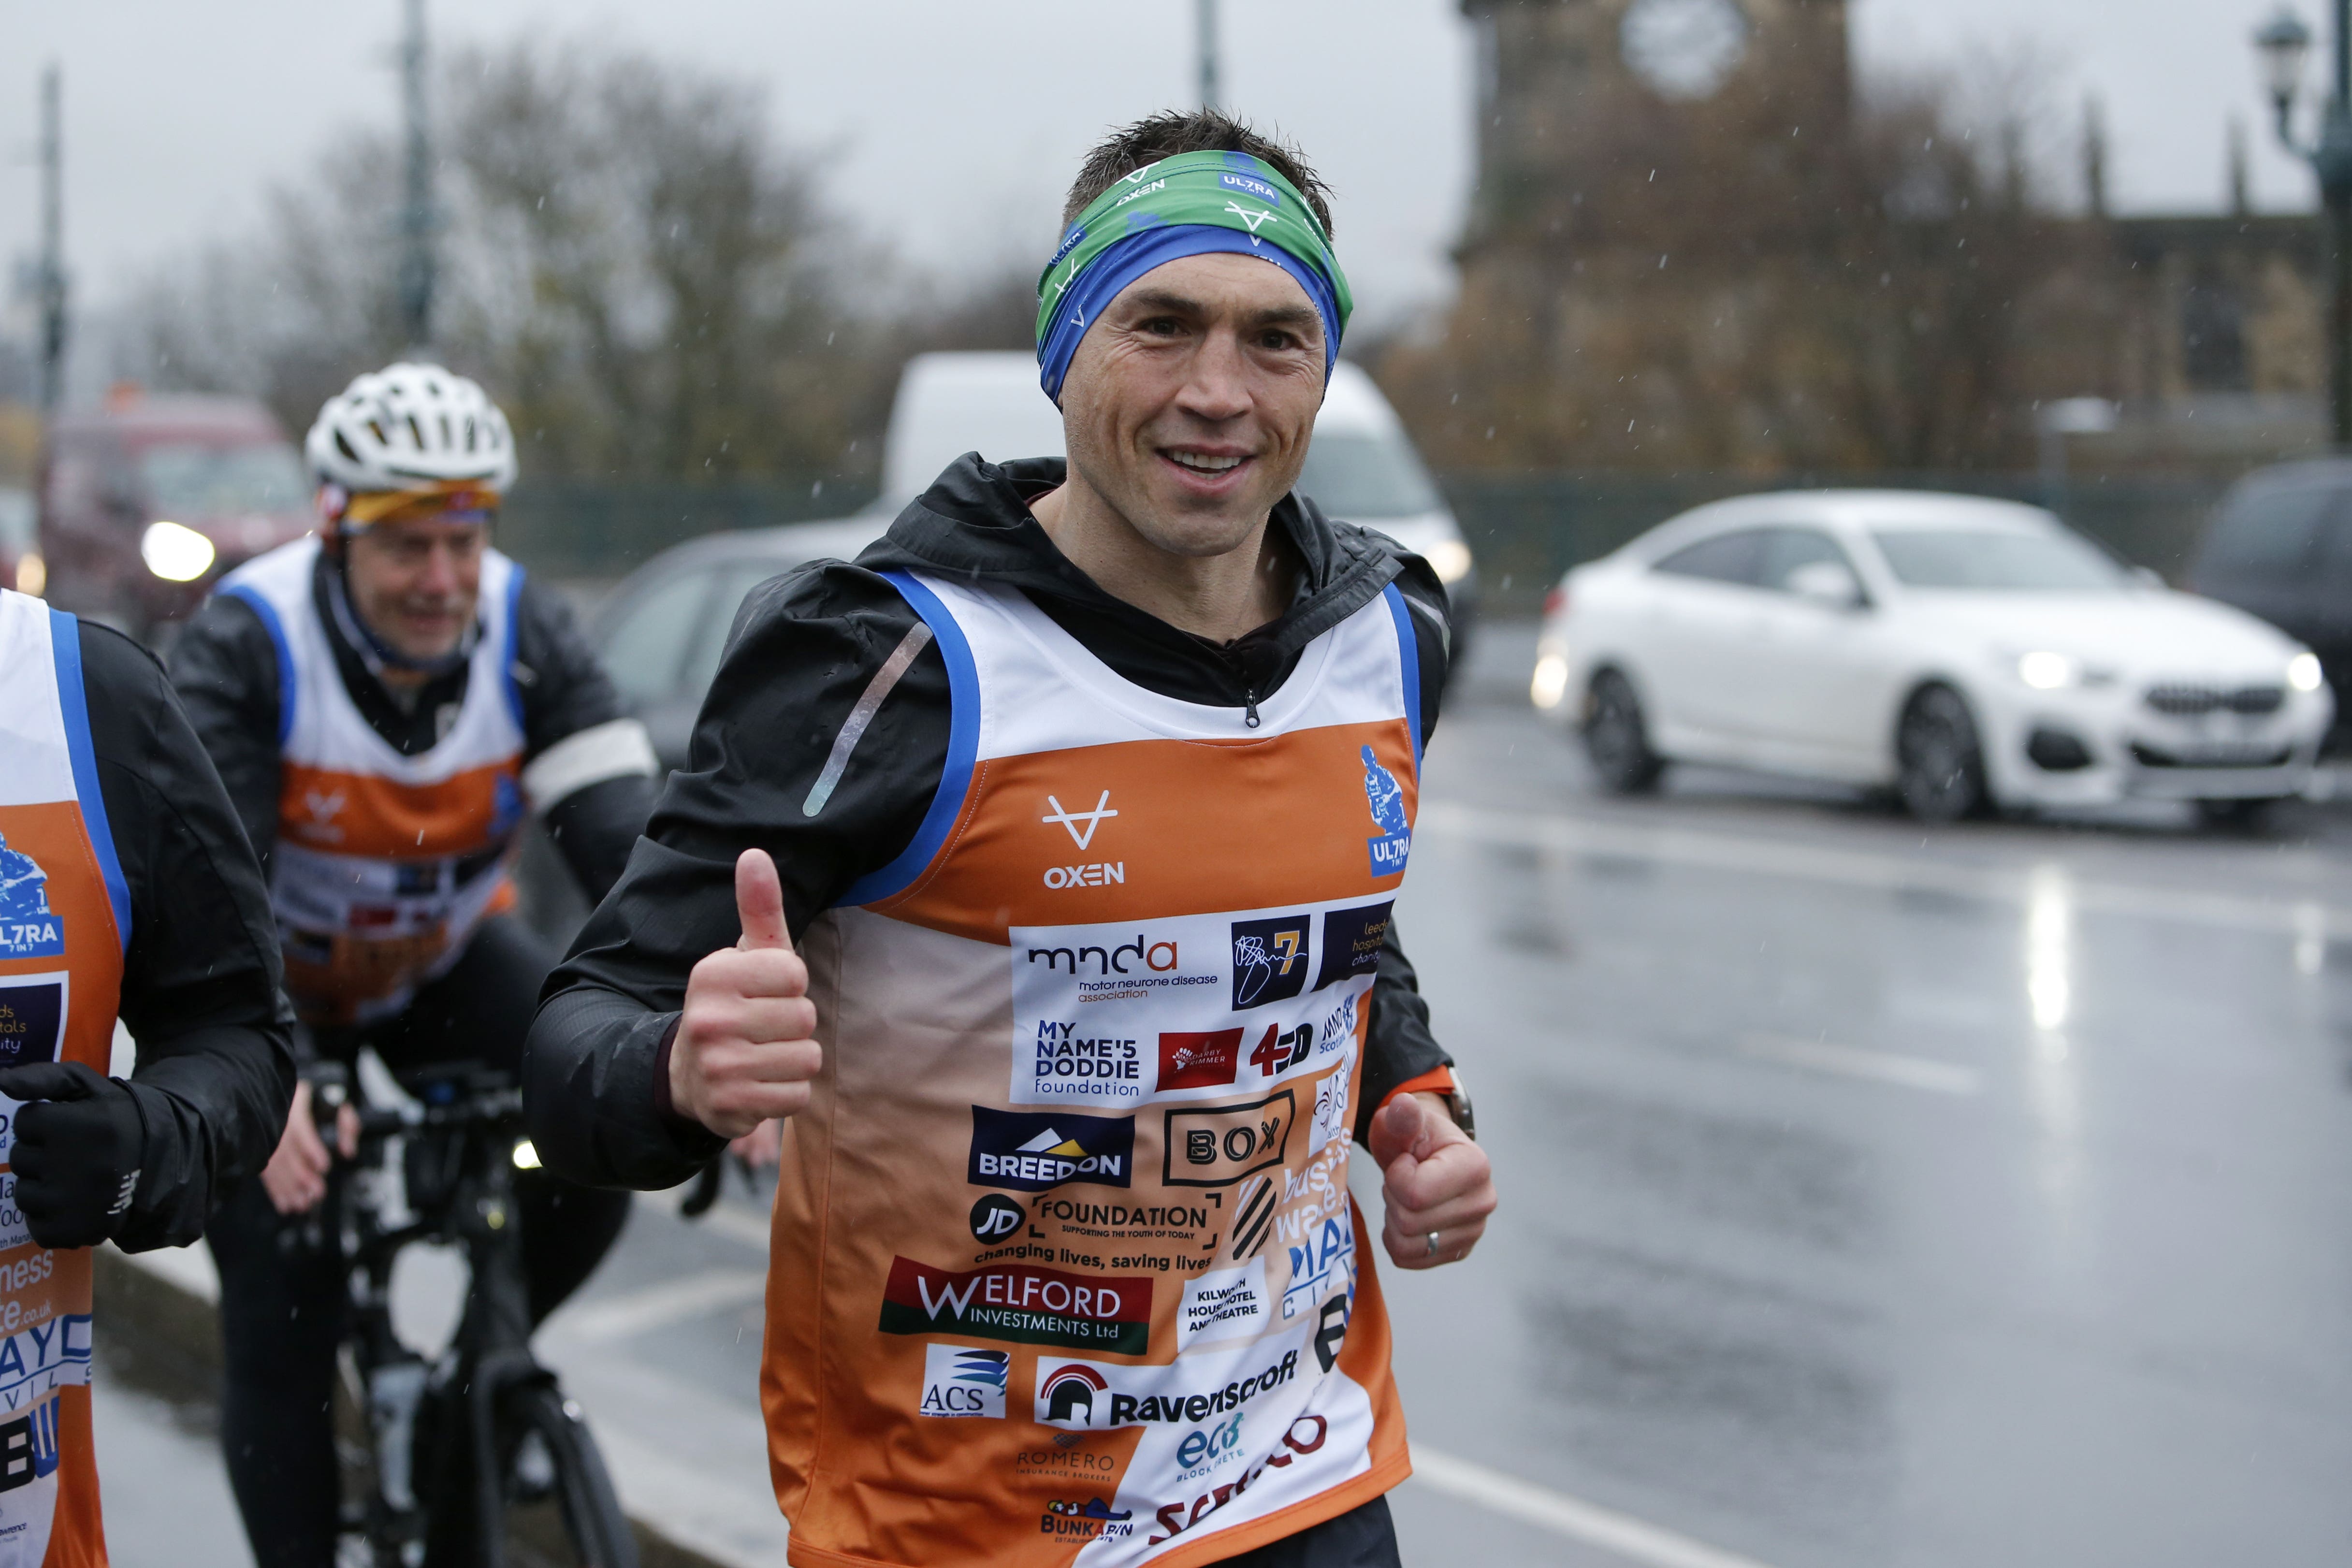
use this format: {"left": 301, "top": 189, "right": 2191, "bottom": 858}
{"left": 515, "top": 515, "right": 886, "bottom": 938}
{"left": 2191, "top": 459, "right": 2352, "bottom": 745}
{"left": 38, "top": 389, "right": 314, "bottom": 641}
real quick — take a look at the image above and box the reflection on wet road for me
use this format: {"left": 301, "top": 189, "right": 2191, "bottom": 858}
{"left": 1378, "top": 625, "right": 2352, "bottom": 1567}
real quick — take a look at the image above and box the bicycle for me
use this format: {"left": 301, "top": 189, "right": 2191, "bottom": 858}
{"left": 305, "top": 1060, "right": 639, "bottom": 1568}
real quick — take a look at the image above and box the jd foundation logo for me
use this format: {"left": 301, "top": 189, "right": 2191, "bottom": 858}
{"left": 1360, "top": 746, "right": 1410, "bottom": 879}
{"left": 0, "top": 834, "right": 63, "bottom": 960}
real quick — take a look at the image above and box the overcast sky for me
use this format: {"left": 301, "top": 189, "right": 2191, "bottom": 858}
{"left": 0, "top": 0, "right": 2328, "bottom": 335}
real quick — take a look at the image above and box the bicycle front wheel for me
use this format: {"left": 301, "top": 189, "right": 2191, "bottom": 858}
{"left": 497, "top": 1384, "right": 639, "bottom": 1568}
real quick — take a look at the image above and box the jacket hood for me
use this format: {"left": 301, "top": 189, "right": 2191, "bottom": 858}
{"left": 857, "top": 452, "right": 1406, "bottom": 699}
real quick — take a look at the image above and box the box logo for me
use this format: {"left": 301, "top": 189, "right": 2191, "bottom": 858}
{"left": 1162, "top": 1091, "right": 1296, "bottom": 1188}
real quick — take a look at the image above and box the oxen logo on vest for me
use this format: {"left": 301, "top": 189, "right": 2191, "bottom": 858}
{"left": 1361, "top": 746, "right": 1410, "bottom": 878}
{"left": 0, "top": 836, "right": 62, "bottom": 960}
{"left": 299, "top": 789, "right": 348, "bottom": 844}
{"left": 1041, "top": 791, "right": 1119, "bottom": 850}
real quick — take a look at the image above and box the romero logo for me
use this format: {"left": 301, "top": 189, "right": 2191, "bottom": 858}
{"left": 969, "top": 1107, "right": 1134, "bottom": 1192}
{"left": 1230, "top": 915, "right": 1309, "bottom": 1010}
{"left": 879, "top": 1259, "right": 1151, "bottom": 1354}
{"left": 1162, "top": 1091, "right": 1296, "bottom": 1188}
{"left": 918, "top": 1344, "right": 1009, "bottom": 1419}
{"left": 1158, "top": 1029, "right": 1242, "bottom": 1092}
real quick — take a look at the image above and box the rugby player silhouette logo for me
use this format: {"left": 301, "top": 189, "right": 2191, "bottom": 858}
{"left": 1038, "top": 1363, "right": 1109, "bottom": 1428}
{"left": 1361, "top": 746, "right": 1410, "bottom": 878}
{"left": 1229, "top": 914, "right": 1309, "bottom": 1010}
{"left": 0, "top": 832, "right": 65, "bottom": 959}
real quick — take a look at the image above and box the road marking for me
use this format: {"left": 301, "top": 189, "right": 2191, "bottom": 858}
{"left": 549, "top": 1267, "right": 769, "bottom": 1343}
{"left": 1411, "top": 1446, "right": 1781, "bottom": 1568}
{"left": 1418, "top": 799, "right": 2352, "bottom": 939}
{"left": 1737, "top": 1033, "right": 1982, "bottom": 1096}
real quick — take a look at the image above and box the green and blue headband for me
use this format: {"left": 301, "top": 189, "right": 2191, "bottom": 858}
{"left": 1034, "top": 149, "right": 1354, "bottom": 405}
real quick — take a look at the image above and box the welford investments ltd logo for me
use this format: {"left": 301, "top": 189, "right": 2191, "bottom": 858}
{"left": 918, "top": 1344, "right": 1009, "bottom": 1419}
{"left": 968, "top": 1106, "right": 1134, "bottom": 1192}
{"left": 878, "top": 1258, "right": 1152, "bottom": 1355}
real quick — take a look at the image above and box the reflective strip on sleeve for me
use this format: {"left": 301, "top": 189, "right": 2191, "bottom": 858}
{"left": 520, "top": 717, "right": 659, "bottom": 810}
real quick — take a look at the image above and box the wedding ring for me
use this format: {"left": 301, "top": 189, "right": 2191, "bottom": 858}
{"left": 1425, "top": 1230, "right": 1439, "bottom": 1259}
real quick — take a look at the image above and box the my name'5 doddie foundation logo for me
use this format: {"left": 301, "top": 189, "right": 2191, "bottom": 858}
{"left": 0, "top": 836, "right": 64, "bottom": 960}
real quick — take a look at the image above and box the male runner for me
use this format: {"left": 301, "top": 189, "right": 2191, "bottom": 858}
{"left": 528, "top": 111, "right": 1497, "bottom": 1566}
{"left": 170, "top": 363, "right": 657, "bottom": 1567}
{"left": 0, "top": 585, "right": 294, "bottom": 1565}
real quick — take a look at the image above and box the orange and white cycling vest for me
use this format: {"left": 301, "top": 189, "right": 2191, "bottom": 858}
{"left": 764, "top": 570, "right": 1423, "bottom": 1568}
{"left": 0, "top": 589, "right": 127, "bottom": 1568}
{"left": 218, "top": 537, "right": 527, "bottom": 1025}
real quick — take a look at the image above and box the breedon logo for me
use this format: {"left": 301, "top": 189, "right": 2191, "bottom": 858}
{"left": 969, "top": 1107, "right": 1134, "bottom": 1192}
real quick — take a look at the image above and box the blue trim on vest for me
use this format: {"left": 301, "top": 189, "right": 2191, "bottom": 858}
{"left": 1382, "top": 583, "right": 1423, "bottom": 767}
{"left": 837, "top": 570, "right": 979, "bottom": 908}
{"left": 48, "top": 609, "right": 133, "bottom": 954}
{"left": 220, "top": 582, "right": 297, "bottom": 746}
{"left": 500, "top": 564, "right": 528, "bottom": 734}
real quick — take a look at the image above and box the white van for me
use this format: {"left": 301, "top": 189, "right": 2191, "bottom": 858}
{"left": 879, "top": 351, "right": 1477, "bottom": 617}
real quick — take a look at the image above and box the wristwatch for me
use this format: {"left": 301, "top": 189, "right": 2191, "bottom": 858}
{"left": 1436, "top": 1071, "right": 1475, "bottom": 1142}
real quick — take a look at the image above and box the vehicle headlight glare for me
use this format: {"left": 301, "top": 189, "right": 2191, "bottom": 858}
{"left": 1530, "top": 653, "right": 1570, "bottom": 710}
{"left": 2017, "top": 651, "right": 2077, "bottom": 691}
{"left": 141, "top": 520, "right": 216, "bottom": 582}
{"left": 1424, "top": 538, "right": 1473, "bottom": 585}
{"left": 511, "top": 1139, "right": 542, "bottom": 1171}
{"left": 2287, "top": 652, "right": 2324, "bottom": 692}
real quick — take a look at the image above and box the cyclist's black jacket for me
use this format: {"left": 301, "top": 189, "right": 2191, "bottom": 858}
{"left": 527, "top": 453, "right": 1456, "bottom": 1191}
{"left": 73, "top": 622, "right": 297, "bottom": 1249}
{"left": 169, "top": 547, "right": 656, "bottom": 925}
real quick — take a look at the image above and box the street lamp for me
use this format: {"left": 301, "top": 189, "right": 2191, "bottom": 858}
{"left": 2255, "top": 3, "right": 2352, "bottom": 447}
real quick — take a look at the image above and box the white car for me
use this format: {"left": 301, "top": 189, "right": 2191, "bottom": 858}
{"left": 1530, "top": 491, "right": 2335, "bottom": 821}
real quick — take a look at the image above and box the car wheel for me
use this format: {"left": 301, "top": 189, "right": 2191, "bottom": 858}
{"left": 1583, "top": 669, "right": 1665, "bottom": 795}
{"left": 1896, "top": 684, "right": 1989, "bottom": 823}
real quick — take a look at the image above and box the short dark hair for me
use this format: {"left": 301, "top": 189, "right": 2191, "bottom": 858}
{"left": 1062, "top": 109, "right": 1336, "bottom": 236}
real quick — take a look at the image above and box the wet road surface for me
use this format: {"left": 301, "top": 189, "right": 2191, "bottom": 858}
{"left": 96, "top": 621, "right": 2352, "bottom": 1567}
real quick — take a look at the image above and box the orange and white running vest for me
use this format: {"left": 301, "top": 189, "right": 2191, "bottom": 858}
{"left": 764, "top": 570, "right": 1424, "bottom": 1568}
{"left": 218, "top": 537, "right": 527, "bottom": 1025}
{"left": 0, "top": 590, "right": 128, "bottom": 1568}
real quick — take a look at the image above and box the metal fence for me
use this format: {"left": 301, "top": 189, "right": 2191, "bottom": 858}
{"left": 499, "top": 470, "right": 2237, "bottom": 607}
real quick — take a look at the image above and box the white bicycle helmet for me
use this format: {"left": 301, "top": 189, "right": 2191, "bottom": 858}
{"left": 305, "top": 362, "right": 518, "bottom": 499}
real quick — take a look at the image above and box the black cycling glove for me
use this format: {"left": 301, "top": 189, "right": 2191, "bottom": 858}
{"left": 0, "top": 1061, "right": 144, "bottom": 1249}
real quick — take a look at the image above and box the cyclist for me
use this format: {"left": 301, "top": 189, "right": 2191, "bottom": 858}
{"left": 529, "top": 111, "right": 1497, "bottom": 1567}
{"left": 170, "top": 363, "right": 656, "bottom": 1567}
{"left": 0, "top": 582, "right": 294, "bottom": 1565}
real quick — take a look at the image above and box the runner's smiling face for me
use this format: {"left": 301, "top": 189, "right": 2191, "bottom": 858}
{"left": 344, "top": 514, "right": 486, "bottom": 664}
{"left": 1057, "top": 252, "right": 1325, "bottom": 560}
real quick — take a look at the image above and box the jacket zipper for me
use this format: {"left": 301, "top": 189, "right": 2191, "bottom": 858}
{"left": 1243, "top": 688, "right": 1262, "bottom": 728}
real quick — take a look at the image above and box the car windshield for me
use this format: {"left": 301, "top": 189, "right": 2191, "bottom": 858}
{"left": 1293, "top": 432, "right": 1444, "bottom": 520}
{"left": 136, "top": 441, "right": 309, "bottom": 518}
{"left": 1870, "top": 526, "right": 2125, "bottom": 591}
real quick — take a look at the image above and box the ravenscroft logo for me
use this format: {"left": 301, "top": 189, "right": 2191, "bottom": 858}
{"left": 1230, "top": 915, "right": 1309, "bottom": 1010}
{"left": 1032, "top": 1343, "right": 1305, "bottom": 1431}
{"left": 879, "top": 1259, "right": 1152, "bottom": 1354}
{"left": 918, "top": 1344, "right": 1009, "bottom": 1419}
{"left": 1158, "top": 1029, "right": 1243, "bottom": 1092}
{"left": 1360, "top": 746, "right": 1410, "bottom": 878}
{"left": 0, "top": 836, "right": 62, "bottom": 961}
{"left": 969, "top": 1107, "right": 1134, "bottom": 1192}
{"left": 0, "top": 977, "right": 65, "bottom": 1073}
{"left": 1312, "top": 902, "right": 1393, "bottom": 993}
{"left": 1176, "top": 1260, "right": 1268, "bottom": 1352}
{"left": 1040, "top": 1498, "right": 1134, "bottom": 1540}
{"left": 1163, "top": 1091, "right": 1297, "bottom": 1188}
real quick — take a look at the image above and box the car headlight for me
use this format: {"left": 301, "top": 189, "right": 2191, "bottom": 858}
{"left": 2288, "top": 652, "right": 2325, "bottom": 692}
{"left": 1423, "top": 538, "right": 1473, "bottom": 585}
{"left": 2017, "top": 651, "right": 2079, "bottom": 690}
{"left": 1531, "top": 652, "right": 1570, "bottom": 710}
{"left": 141, "top": 520, "right": 216, "bottom": 582}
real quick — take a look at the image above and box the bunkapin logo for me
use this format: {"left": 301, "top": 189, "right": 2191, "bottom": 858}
{"left": 0, "top": 833, "right": 64, "bottom": 960}
{"left": 970, "top": 1107, "right": 1134, "bottom": 1192}
{"left": 1041, "top": 1497, "right": 1134, "bottom": 1540}
{"left": 1360, "top": 745, "right": 1411, "bottom": 877}
{"left": 919, "top": 1344, "right": 1009, "bottom": 1419}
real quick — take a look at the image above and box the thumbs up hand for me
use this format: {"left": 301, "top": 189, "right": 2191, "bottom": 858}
{"left": 672, "top": 849, "right": 823, "bottom": 1138}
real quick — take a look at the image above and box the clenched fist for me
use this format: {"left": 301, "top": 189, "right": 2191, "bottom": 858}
{"left": 1369, "top": 1092, "right": 1496, "bottom": 1270}
{"left": 671, "top": 849, "right": 823, "bottom": 1139}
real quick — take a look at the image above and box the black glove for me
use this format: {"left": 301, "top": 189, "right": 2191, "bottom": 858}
{"left": 0, "top": 1061, "right": 144, "bottom": 1250}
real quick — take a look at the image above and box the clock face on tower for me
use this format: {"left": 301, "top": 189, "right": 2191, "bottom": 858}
{"left": 1620, "top": 0, "right": 1753, "bottom": 101}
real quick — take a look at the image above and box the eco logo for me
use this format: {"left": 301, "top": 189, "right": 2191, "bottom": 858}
{"left": 918, "top": 1345, "right": 1009, "bottom": 1419}
{"left": 1361, "top": 746, "right": 1411, "bottom": 878}
{"left": 968, "top": 1107, "right": 1134, "bottom": 1192}
{"left": 878, "top": 1259, "right": 1151, "bottom": 1354}
{"left": 1162, "top": 1091, "right": 1296, "bottom": 1188}
{"left": 0, "top": 834, "right": 62, "bottom": 960}
{"left": 1230, "top": 915, "right": 1309, "bottom": 1010}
